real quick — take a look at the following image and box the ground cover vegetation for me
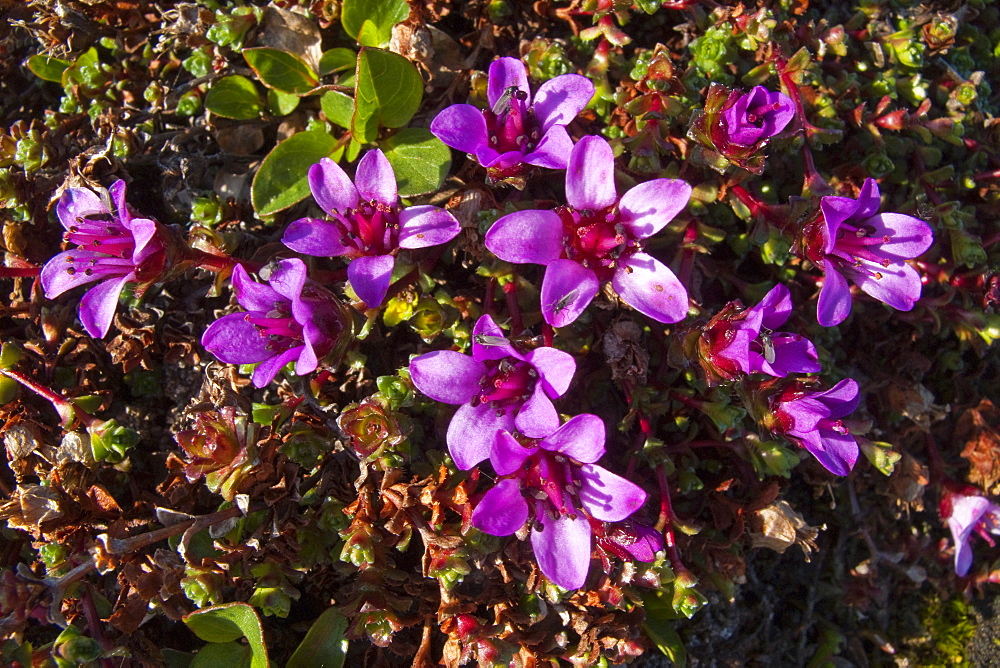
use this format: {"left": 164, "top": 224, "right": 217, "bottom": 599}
{"left": 0, "top": 0, "right": 998, "bottom": 665}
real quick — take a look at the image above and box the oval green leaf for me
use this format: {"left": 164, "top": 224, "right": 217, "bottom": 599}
{"left": 252, "top": 130, "right": 338, "bottom": 217}
{"left": 351, "top": 47, "right": 423, "bottom": 144}
{"left": 319, "top": 48, "right": 357, "bottom": 76}
{"left": 341, "top": 0, "right": 409, "bottom": 48}
{"left": 183, "top": 603, "right": 267, "bottom": 668}
{"left": 27, "top": 55, "right": 71, "bottom": 82}
{"left": 204, "top": 75, "right": 262, "bottom": 120}
{"left": 286, "top": 607, "right": 348, "bottom": 668}
{"left": 190, "top": 642, "right": 252, "bottom": 668}
{"left": 321, "top": 90, "right": 354, "bottom": 129}
{"left": 244, "top": 48, "right": 319, "bottom": 96}
{"left": 381, "top": 128, "right": 451, "bottom": 197}
{"left": 268, "top": 88, "right": 300, "bottom": 116}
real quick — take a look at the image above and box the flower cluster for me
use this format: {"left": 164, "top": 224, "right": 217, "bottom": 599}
{"left": 941, "top": 490, "right": 1000, "bottom": 577}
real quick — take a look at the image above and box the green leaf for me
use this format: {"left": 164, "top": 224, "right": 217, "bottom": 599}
{"left": 381, "top": 128, "right": 451, "bottom": 197}
{"left": 204, "top": 76, "right": 263, "bottom": 120}
{"left": 319, "top": 48, "right": 357, "bottom": 76}
{"left": 244, "top": 48, "right": 319, "bottom": 95}
{"left": 190, "top": 642, "right": 252, "bottom": 668}
{"left": 268, "top": 88, "right": 300, "bottom": 116}
{"left": 286, "top": 607, "right": 349, "bottom": 668}
{"left": 641, "top": 591, "right": 687, "bottom": 666}
{"left": 321, "top": 90, "right": 355, "bottom": 129}
{"left": 251, "top": 130, "right": 338, "bottom": 217}
{"left": 351, "top": 47, "right": 423, "bottom": 144}
{"left": 183, "top": 603, "right": 267, "bottom": 668}
{"left": 341, "top": 0, "right": 409, "bottom": 48}
{"left": 27, "top": 55, "right": 71, "bottom": 82}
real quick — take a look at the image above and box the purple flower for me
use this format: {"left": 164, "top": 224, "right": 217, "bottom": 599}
{"left": 943, "top": 491, "right": 1000, "bottom": 577}
{"left": 801, "top": 178, "right": 934, "bottom": 326}
{"left": 430, "top": 57, "right": 594, "bottom": 187}
{"left": 408, "top": 315, "right": 576, "bottom": 470}
{"left": 767, "top": 378, "right": 860, "bottom": 476}
{"left": 719, "top": 86, "right": 795, "bottom": 147}
{"left": 485, "top": 136, "right": 691, "bottom": 327}
{"left": 282, "top": 149, "right": 461, "bottom": 309}
{"left": 711, "top": 284, "right": 820, "bottom": 379}
{"left": 40, "top": 180, "right": 170, "bottom": 338}
{"left": 202, "top": 258, "right": 351, "bottom": 388}
{"left": 471, "top": 414, "right": 647, "bottom": 590}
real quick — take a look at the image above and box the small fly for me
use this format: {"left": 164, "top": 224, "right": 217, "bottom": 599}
{"left": 550, "top": 289, "right": 579, "bottom": 316}
{"left": 474, "top": 334, "right": 509, "bottom": 347}
{"left": 491, "top": 86, "right": 528, "bottom": 117}
{"left": 759, "top": 328, "right": 776, "bottom": 365}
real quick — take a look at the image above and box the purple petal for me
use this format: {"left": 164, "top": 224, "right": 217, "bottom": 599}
{"left": 471, "top": 314, "right": 521, "bottom": 362}
{"left": 231, "top": 264, "right": 283, "bottom": 312}
{"left": 355, "top": 149, "right": 397, "bottom": 207}
{"left": 578, "top": 464, "right": 647, "bottom": 521}
{"left": 251, "top": 346, "right": 302, "bottom": 388}
{"left": 309, "top": 158, "right": 359, "bottom": 216}
{"left": 539, "top": 413, "right": 605, "bottom": 463}
{"left": 448, "top": 402, "right": 515, "bottom": 470}
{"left": 481, "top": 148, "right": 525, "bottom": 170}
{"left": 612, "top": 253, "right": 689, "bottom": 323}
{"left": 948, "top": 494, "right": 993, "bottom": 576}
{"left": 816, "top": 260, "right": 852, "bottom": 327}
{"left": 566, "top": 136, "right": 617, "bottom": 211}
{"left": 819, "top": 196, "right": 860, "bottom": 248}
{"left": 854, "top": 178, "right": 881, "bottom": 220}
{"left": 754, "top": 283, "right": 793, "bottom": 330}
{"left": 56, "top": 188, "right": 109, "bottom": 230}
{"left": 863, "top": 213, "right": 934, "bottom": 259}
{"left": 266, "top": 258, "right": 308, "bottom": 302}
{"left": 804, "top": 428, "right": 858, "bottom": 476}
{"left": 485, "top": 209, "right": 564, "bottom": 265}
{"left": 851, "top": 260, "right": 922, "bottom": 312}
{"left": 491, "top": 430, "right": 537, "bottom": 475}
{"left": 522, "top": 125, "right": 573, "bottom": 169}
{"left": 128, "top": 219, "right": 162, "bottom": 265}
{"left": 524, "top": 346, "right": 576, "bottom": 398}
{"left": 755, "top": 334, "right": 821, "bottom": 377}
{"left": 539, "top": 260, "right": 599, "bottom": 328}
{"left": 283, "top": 217, "right": 351, "bottom": 257}
{"left": 614, "top": 523, "right": 664, "bottom": 562}
{"left": 514, "top": 383, "right": 560, "bottom": 438}
{"left": 201, "top": 312, "right": 274, "bottom": 364}
{"left": 398, "top": 205, "right": 461, "bottom": 249}
{"left": 109, "top": 180, "right": 129, "bottom": 224}
{"left": 295, "top": 330, "right": 319, "bottom": 376}
{"left": 79, "top": 274, "right": 131, "bottom": 338}
{"left": 487, "top": 57, "right": 530, "bottom": 108}
{"left": 472, "top": 479, "right": 529, "bottom": 536}
{"left": 532, "top": 74, "right": 594, "bottom": 132}
{"left": 409, "top": 350, "right": 485, "bottom": 404}
{"left": 430, "top": 104, "right": 489, "bottom": 154}
{"left": 41, "top": 251, "right": 106, "bottom": 297}
{"left": 813, "top": 378, "right": 860, "bottom": 417}
{"left": 618, "top": 179, "right": 692, "bottom": 239}
{"left": 531, "top": 505, "right": 592, "bottom": 590}
{"left": 347, "top": 254, "right": 395, "bottom": 308}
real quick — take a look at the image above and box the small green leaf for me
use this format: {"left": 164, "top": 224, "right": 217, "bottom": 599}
{"left": 321, "top": 90, "right": 355, "bottom": 129}
{"left": 286, "top": 607, "right": 349, "bottom": 668}
{"left": 204, "top": 76, "right": 263, "bottom": 120}
{"left": 641, "top": 591, "right": 687, "bottom": 666}
{"left": 244, "top": 48, "right": 319, "bottom": 95}
{"left": 352, "top": 47, "right": 423, "bottom": 144}
{"left": 268, "top": 88, "right": 300, "bottom": 116}
{"left": 190, "top": 642, "right": 252, "bottom": 668}
{"left": 183, "top": 603, "right": 267, "bottom": 668}
{"left": 381, "top": 128, "right": 451, "bottom": 197}
{"left": 319, "top": 48, "right": 357, "bottom": 76}
{"left": 341, "top": 0, "right": 409, "bottom": 48}
{"left": 251, "top": 130, "right": 338, "bottom": 217}
{"left": 27, "top": 55, "right": 71, "bottom": 82}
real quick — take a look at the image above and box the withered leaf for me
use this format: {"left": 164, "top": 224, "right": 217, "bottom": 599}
{"left": 958, "top": 399, "right": 1000, "bottom": 494}
{"left": 748, "top": 499, "right": 821, "bottom": 561}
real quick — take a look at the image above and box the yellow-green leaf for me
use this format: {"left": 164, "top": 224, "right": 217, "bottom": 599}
{"left": 204, "top": 76, "right": 263, "bottom": 120}
{"left": 244, "top": 48, "right": 319, "bottom": 96}
{"left": 251, "top": 130, "right": 338, "bottom": 217}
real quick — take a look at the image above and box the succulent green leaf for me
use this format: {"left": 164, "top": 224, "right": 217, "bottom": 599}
{"left": 268, "top": 88, "right": 300, "bottom": 116}
{"left": 341, "top": 0, "right": 409, "bottom": 48}
{"left": 286, "top": 607, "right": 349, "bottom": 668}
{"left": 204, "top": 76, "right": 263, "bottom": 120}
{"left": 319, "top": 48, "right": 357, "bottom": 76}
{"left": 321, "top": 90, "right": 355, "bottom": 129}
{"left": 244, "top": 48, "right": 319, "bottom": 95}
{"left": 351, "top": 47, "right": 423, "bottom": 144}
{"left": 380, "top": 128, "right": 451, "bottom": 197}
{"left": 190, "top": 642, "right": 252, "bottom": 668}
{"left": 183, "top": 603, "right": 267, "bottom": 668}
{"left": 251, "top": 130, "right": 338, "bottom": 217}
{"left": 27, "top": 55, "right": 71, "bottom": 82}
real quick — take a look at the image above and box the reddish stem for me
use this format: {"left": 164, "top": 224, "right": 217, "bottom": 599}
{"left": 676, "top": 221, "right": 698, "bottom": 286}
{"left": 542, "top": 322, "right": 554, "bottom": 348}
{"left": 729, "top": 185, "right": 784, "bottom": 226}
{"left": 502, "top": 279, "right": 523, "bottom": 335}
{"left": 0, "top": 368, "right": 97, "bottom": 428}
{"left": 655, "top": 464, "right": 685, "bottom": 572}
{"left": 483, "top": 277, "right": 496, "bottom": 318}
{"left": 0, "top": 266, "right": 40, "bottom": 278}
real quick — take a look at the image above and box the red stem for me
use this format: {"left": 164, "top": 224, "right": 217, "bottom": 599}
{"left": 502, "top": 279, "right": 523, "bottom": 335}
{"left": 655, "top": 464, "right": 685, "bottom": 572}
{"left": 0, "top": 368, "right": 98, "bottom": 427}
{"left": 0, "top": 266, "right": 40, "bottom": 278}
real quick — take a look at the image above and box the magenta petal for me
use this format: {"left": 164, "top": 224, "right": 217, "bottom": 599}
{"left": 854, "top": 178, "right": 881, "bottom": 220}
{"left": 397, "top": 205, "right": 461, "bottom": 249}
{"left": 757, "top": 334, "right": 821, "bottom": 376}
{"left": 850, "top": 260, "right": 922, "bottom": 312}
{"left": 578, "top": 464, "right": 646, "bottom": 521}
{"left": 283, "top": 217, "right": 351, "bottom": 257}
{"left": 515, "top": 383, "right": 560, "bottom": 438}
{"left": 57, "top": 188, "right": 108, "bottom": 229}
{"left": 309, "top": 158, "right": 359, "bottom": 215}
{"left": 109, "top": 180, "right": 129, "bottom": 224}
{"left": 531, "top": 506, "right": 592, "bottom": 590}
{"left": 251, "top": 346, "right": 301, "bottom": 388}
{"left": 539, "top": 413, "right": 605, "bottom": 463}
{"left": 491, "top": 430, "right": 537, "bottom": 475}
{"left": 295, "top": 337, "right": 319, "bottom": 376}
{"left": 266, "top": 258, "right": 308, "bottom": 302}
{"left": 540, "top": 260, "right": 599, "bottom": 327}
{"left": 814, "top": 378, "right": 860, "bottom": 416}
{"left": 524, "top": 346, "right": 576, "bottom": 398}
{"left": 804, "top": 429, "right": 858, "bottom": 476}
{"left": 347, "top": 254, "right": 394, "bottom": 308}
{"left": 487, "top": 57, "right": 530, "bottom": 108}
{"left": 128, "top": 219, "right": 161, "bottom": 265}
{"left": 201, "top": 313, "right": 273, "bottom": 364}
{"left": 485, "top": 209, "right": 564, "bottom": 265}
{"left": 355, "top": 149, "right": 398, "bottom": 207}
{"left": 532, "top": 74, "right": 594, "bottom": 132}
{"left": 618, "top": 179, "right": 692, "bottom": 239}
{"left": 473, "top": 479, "right": 529, "bottom": 536}
{"left": 566, "top": 136, "right": 617, "bottom": 211}
{"left": 613, "top": 254, "right": 688, "bottom": 323}
{"left": 430, "top": 104, "right": 489, "bottom": 154}
{"left": 948, "top": 495, "right": 993, "bottom": 576}
{"left": 41, "top": 251, "right": 105, "bottom": 297}
{"left": 79, "top": 274, "right": 131, "bottom": 338}
{"left": 756, "top": 283, "right": 793, "bottom": 330}
{"left": 409, "top": 350, "right": 485, "bottom": 404}
{"left": 231, "top": 264, "right": 283, "bottom": 312}
{"left": 523, "top": 125, "right": 573, "bottom": 169}
{"left": 448, "top": 402, "right": 514, "bottom": 470}
{"left": 864, "top": 213, "right": 934, "bottom": 258}
{"left": 816, "top": 260, "right": 852, "bottom": 326}
{"left": 819, "top": 196, "right": 858, "bottom": 247}
{"left": 471, "top": 314, "right": 521, "bottom": 362}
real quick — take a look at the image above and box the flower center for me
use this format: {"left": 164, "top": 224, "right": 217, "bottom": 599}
{"left": 330, "top": 200, "right": 401, "bottom": 257}
{"left": 521, "top": 449, "right": 581, "bottom": 519}
{"left": 65, "top": 215, "right": 136, "bottom": 259}
{"left": 245, "top": 304, "right": 305, "bottom": 352}
{"left": 557, "top": 204, "right": 639, "bottom": 280}
{"left": 472, "top": 358, "right": 537, "bottom": 412}
{"left": 483, "top": 90, "right": 540, "bottom": 157}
